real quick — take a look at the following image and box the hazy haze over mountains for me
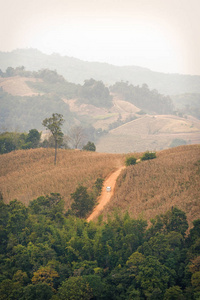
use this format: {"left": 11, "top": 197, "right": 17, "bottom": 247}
{"left": 1, "top": 48, "right": 200, "bottom": 95}
{"left": 1, "top": 0, "right": 200, "bottom": 153}
{"left": 0, "top": 0, "right": 200, "bottom": 75}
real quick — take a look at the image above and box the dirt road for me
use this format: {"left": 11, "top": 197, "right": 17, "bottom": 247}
{"left": 87, "top": 166, "right": 125, "bottom": 222}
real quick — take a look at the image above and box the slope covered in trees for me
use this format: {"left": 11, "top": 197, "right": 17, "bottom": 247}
{"left": 110, "top": 81, "right": 174, "bottom": 115}
{"left": 0, "top": 145, "right": 200, "bottom": 299}
{"left": 0, "top": 88, "right": 73, "bottom": 132}
{"left": 0, "top": 195, "right": 200, "bottom": 299}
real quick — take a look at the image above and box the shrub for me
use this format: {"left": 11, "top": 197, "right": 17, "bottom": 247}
{"left": 141, "top": 151, "right": 156, "bottom": 161}
{"left": 82, "top": 141, "right": 96, "bottom": 152}
{"left": 93, "top": 178, "right": 104, "bottom": 196}
{"left": 125, "top": 156, "right": 137, "bottom": 166}
{"left": 71, "top": 186, "right": 95, "bottom": 218}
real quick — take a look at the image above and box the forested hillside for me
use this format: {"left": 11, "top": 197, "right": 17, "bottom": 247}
{"left": 0, "top": 143, "right": 200, "bottom": 299}
{"left": 110, "top": 81, "right": 173, "bottom": 115}
{"left": 0, "top": 89, "right": 73, "bottom": 132}
{"left": 0, "top": 193, "right": 200, "bottom": 299}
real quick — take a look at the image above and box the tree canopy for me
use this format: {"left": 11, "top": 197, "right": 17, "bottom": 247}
{"left": 42, "top": 113, "right": 64, "bottom": 165}
{"left": 0, "top": 194, "right": 199, "bottom": 299}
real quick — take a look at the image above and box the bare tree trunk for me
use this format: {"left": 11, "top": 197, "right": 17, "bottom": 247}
{"left": 54, "top": 139, "right": 57, "bottom": 165}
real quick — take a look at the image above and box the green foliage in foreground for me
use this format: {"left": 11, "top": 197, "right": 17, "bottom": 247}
{"left": 0, "top": 193, "right": 199, "bottom": 299}
{"left": 70, "top": 185, "right": 95, "bottom": 218}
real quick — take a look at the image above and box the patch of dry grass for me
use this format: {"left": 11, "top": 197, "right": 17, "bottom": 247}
{"left": 96, "top": 115, "right": 200, "bottom": 153}
{"left": 103, "top": 144, "right": 200, "bottom": 228}
{"left": 0, "top": 77, "right": 41, "bottom": 96}
{"left": 1, "top": 145, "right": 199, "bottom": 228}
{"left": 0, "top": 148, "right": 125, "bottom": 209}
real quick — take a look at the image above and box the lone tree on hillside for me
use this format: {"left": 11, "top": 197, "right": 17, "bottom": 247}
{"left": 42, "top": 113, "right": 64, "bottom": 165}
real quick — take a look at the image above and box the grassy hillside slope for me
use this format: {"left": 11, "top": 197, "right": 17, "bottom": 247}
{"left": 0, "top": 77, "right": 41, "bottom": 96}
{"left": 96, "top": 115, "right": 200, "bottom": 153}
{"left": 1, "top": 74, "right": 200, "bottom": 153}
{"left": 0, "top": 145, "right": 199, "bottom": 228}
{"left": 0, "top": 148, "right": 125, "bottom": 208}
{"left": 102, "top": 144, "right": 200, "bottom": 227}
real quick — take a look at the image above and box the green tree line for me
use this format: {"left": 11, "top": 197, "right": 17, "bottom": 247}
{"left": 110, "top": 81, "right": 174, "bottom": 115}
{"left": 0, "top": 129, "right": 41, "bottom": 154}
{"left": 0, "top": 192, "right": 200, "bottom": 299}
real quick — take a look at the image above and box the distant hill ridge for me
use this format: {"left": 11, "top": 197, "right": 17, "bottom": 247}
{"left": 1, "top": 48, "right": 200, "bottom": 95}
{"left": 0, "top": 69, "right": 200, "bottom": 152}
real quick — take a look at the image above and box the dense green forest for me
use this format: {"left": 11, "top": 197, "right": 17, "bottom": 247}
{"left": 0, "top": 192, "right": 200, "bottom": 300}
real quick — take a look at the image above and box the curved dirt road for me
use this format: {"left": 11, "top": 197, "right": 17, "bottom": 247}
{"left": 87, "top": 166, "right": 125, "bottom": 222}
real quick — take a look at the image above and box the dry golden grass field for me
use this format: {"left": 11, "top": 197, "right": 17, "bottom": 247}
{"left": 96, "top": 115, "right": 200, "bottom": 153}
{"left": 0, "top": 77, "right": 42, "bottom": 96}
{"left": 0, "top": 148, "right": 125, "bottom": 209}
{"left": 102, "top": 144, "right": 200, "bottom": 228}
{"left": 0, "top": 145, "right": 199, "bottom": 228}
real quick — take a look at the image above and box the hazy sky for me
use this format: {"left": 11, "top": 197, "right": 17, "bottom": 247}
{"left": 1, "top": 0, "right": 200, "bottom": 75}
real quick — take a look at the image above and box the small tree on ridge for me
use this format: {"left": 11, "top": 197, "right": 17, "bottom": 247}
{"left": 42, "top": 113, "right": 64, "bottom": 165}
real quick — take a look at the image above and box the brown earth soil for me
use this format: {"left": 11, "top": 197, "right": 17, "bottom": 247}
{"left": 87, "top": 166, "right": 125, "bottom": 222}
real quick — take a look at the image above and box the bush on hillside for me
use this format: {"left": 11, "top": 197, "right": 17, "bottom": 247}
{"left": 71, "top": 186, "right": 95, "bottom": 218}
{"left": 125, "top": 156, "right": 137, "bottom": 166}
{"left": 82, "top": 141, "right": 96, "bottom": 152}
{"left": 141, "top": 151, "right": 156, "bottom": 161}
{"left": 93, "top": 178, "right": 104, "bottom": 196}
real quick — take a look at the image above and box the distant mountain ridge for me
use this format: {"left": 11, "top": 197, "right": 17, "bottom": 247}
{"left": 1, "top": 48, "right": 200, "bottom": 95}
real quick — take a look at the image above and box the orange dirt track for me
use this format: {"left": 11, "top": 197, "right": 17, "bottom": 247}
{"left": 87, "top": 166, "right": 125, "bottom": 222}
